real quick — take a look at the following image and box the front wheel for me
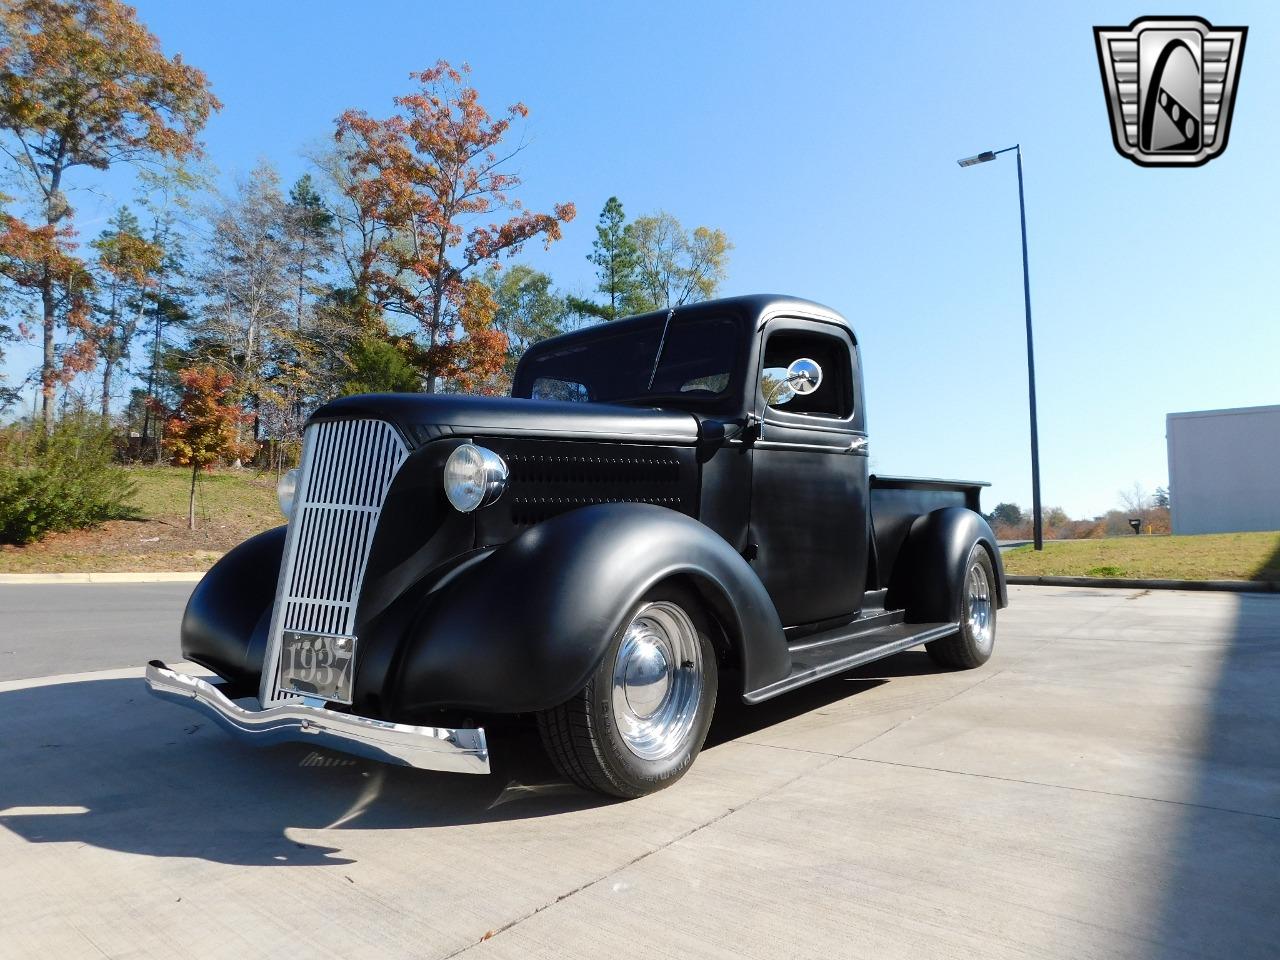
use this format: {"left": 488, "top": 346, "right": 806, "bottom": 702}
{"left": 925, "top": 544, "right": 997, "bottom": 669}
{"left": 537, "top": 585, "right": 718, "bottom": 798}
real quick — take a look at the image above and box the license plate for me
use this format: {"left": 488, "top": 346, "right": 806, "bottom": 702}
{"left": 278, "top": 631, "right": 357, "bottom": 704}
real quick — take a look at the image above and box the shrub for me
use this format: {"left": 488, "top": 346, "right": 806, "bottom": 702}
{"left": 1086, "top": 565, "right": 1126, "bottom": 578}
{"left": 0, "top": 416, "right": 136, "bottom": 545}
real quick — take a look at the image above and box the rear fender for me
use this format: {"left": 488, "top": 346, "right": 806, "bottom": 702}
{"left": 392, "top": 502, "right": 787, "bottom": 714}
{"left": 885, "top": 507, "right": 1007, "bottom": 622}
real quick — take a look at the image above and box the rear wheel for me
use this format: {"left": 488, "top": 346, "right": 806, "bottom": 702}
{"left": 537, "top": 585, "right": 718, "bottom": 798}
{"left": 925, "top": 545, "right": 997, "bottom": 669}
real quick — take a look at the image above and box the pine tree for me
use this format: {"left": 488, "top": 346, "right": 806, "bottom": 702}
{"left": 87, "top": 208, "right": 163, "bottom": 417}
{"left": 587, "top": 197, "right": 644, "bottom": 320}
{"left": 281, "top": 174, "right": 338, "bottom": 441}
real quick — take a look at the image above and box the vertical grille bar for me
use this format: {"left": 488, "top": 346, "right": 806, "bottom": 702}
{"left": 258, "top": 419, "right": 409, "bottom": 705}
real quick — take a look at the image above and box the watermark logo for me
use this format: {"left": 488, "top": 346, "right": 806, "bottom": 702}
{"left": 1094, "top": 17, "right": 1246, "bottom": 167}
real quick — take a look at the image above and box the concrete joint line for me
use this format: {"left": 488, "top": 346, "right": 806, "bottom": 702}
{"left": 446, "top": 752, "right": 848, "bottom": 957}
{"left": 840, "top": 666, "right": 1008, "bottom": 757}
{"left": 841, "top": 756, "right": 1280, "bottom": 823}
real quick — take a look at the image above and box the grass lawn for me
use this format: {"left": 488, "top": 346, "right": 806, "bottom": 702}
{"left": 0, "top": 465, "right": 282, "bottom": 574}
{"left": 1003, "top": 531, "right": 1280, "bottom": 582}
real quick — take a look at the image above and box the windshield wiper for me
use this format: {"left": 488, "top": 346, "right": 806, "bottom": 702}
{"left": 645, "top": 307, "right": 677, "bottom": 391}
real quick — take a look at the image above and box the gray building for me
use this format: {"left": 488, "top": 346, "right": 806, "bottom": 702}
{"left": 1166, "top": 404, "right": 1280, "bottom": 535}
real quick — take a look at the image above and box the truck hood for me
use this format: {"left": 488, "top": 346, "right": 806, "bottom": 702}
{"left": 310, "top": 393, "right": 700, "bottom": 448}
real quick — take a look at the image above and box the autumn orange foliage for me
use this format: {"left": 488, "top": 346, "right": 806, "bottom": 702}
{"left": 0, "top": 206, "right": 95, "bottom": 376}
{"left": 0, "top": 0, "right": 219, "bottom": 431}
{"left": 334, "top": 60, "right": 575, "bottom": 391}
{"left": 163, "top": 366, "right": 252, "bottom": 529}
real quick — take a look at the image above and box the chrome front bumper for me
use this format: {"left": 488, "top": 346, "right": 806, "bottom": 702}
{"left": 145, "top": 661, "right": 490, "bottom": 774}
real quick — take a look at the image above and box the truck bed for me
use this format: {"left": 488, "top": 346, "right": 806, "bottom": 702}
{"left": 869, "top": 474, "right": 990, "bottom": 591}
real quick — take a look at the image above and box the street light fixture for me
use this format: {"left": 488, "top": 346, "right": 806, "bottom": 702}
{"left": 958, "top": 143, "right": 1043, "bottom": 550}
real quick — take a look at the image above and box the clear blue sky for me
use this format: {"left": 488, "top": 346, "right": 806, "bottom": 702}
{"left": 6, "top": 1, "right": 1278, "bottom": 518}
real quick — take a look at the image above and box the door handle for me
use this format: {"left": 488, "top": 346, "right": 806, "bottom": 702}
{"left": 847, "top": 437, "right": 869, "bottom": 454}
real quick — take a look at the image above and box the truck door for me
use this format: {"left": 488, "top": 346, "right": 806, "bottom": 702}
{"left": 749, "top": 318, "right": 869, "bottom": 628}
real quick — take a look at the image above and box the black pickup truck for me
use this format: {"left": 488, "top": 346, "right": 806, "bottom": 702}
{"left": 147, "top": 294, "right": 1006, "bottom": 798}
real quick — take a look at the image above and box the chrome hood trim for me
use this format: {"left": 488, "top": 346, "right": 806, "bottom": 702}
{"left": 146, "top": 661, "right": 489, "bottom": 774}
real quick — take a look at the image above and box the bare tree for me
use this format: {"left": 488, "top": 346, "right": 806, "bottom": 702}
{"left": 194, "top": 161, "right": 293, "bottom": 449}
{"left": 630, "top": 212, "right": 732, "bottom": 309}
{"left": 1118, "top": 482, "right": 1151, "bottom": 514}
{"left": 311, "top": 143, "right": 390, "bottom": 331}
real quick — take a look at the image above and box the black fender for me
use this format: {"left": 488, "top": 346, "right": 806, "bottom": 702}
{"left": 885, "top": 507, "right": 1007, "bottom": 623}
{"left": 392, "top": 502, "right": 787, "bottom": 715}
{"left": 180, "top": 526, "right": 285, "bottom": 688}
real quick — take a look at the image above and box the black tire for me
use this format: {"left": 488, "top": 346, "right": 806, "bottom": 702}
{"left": 925, "top": 544, "right": 997, "bottom": 669}
{"left": 536, "top": 583, "right": 718, "bottom": 799}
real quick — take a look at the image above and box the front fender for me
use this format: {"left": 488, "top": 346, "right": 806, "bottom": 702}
{"left": 180, "top": 525, "right": 285, "bottom": 687}
{"left": 885, "top": 507, "right": 1007, "bottom": 623}
{"left": 392, "top": 502, "right": 787, "bottom": 715}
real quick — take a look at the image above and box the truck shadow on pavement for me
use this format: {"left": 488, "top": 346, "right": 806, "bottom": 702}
{"left": 703, "top": 652, "right": 945, "bottom": 747}
{"left": 0, "top": 654, "right": 926, "bottom": 867}
{"left": 1147, "top": 593, "right": 1280, "bottom": 959}
{"left": 0, "top": 677, "right": 593, "bottom": 866}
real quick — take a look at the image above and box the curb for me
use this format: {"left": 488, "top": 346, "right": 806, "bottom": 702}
{"left": 0, "top": 571, "right": 205, "bottom": 585}
{"left": 1007, "top": 575, "right": 1280, "bottom": 593}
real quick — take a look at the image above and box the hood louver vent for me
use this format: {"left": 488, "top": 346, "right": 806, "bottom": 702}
{"left": 505, "top": 450, "right": 690, "bottom": 526}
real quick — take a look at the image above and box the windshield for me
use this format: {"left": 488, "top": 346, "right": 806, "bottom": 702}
{"left": 513, "top": 313, "right": 740, "bottom": 405}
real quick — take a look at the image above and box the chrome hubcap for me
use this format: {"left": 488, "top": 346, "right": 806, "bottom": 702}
{"left": 966, "top": 561, "right": 994, "bottom": 651}
{"left": 611, "top": 601, "right": 703, "bottom": 761}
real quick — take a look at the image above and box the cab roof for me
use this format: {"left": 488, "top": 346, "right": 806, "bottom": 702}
{"left": 529, "top": 293, "right": 856, "bottom": 355}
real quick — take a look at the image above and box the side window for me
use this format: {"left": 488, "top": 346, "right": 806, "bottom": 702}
{"left": 761, "top": 329, "right": 854, "bottom": 419}
{"left": 532, "top": 377, "right": 589, "bottom": 402}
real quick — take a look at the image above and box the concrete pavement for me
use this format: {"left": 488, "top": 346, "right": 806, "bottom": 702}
{"left": 0, "top": 585, "right": 1277, "bottom": 959}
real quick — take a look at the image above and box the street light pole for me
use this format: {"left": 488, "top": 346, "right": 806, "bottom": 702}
{"left": 1013, "top": 147, "right": 1043, "bottom": 551}
{"left": 957, "top": 144, "right": 1043, "bottom": 550}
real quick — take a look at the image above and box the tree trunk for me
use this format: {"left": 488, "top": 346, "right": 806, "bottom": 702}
{"left": 294, "top": 242, "right": 305, "bottom": 438}
{"left": 101, "top": 359, "right": 113, "bottom": 419}
{"left": 188, "top": 462, "right": 198, "bottom": 531}
{"left": 41, "top": 273, "right": 56, "bottom": 436}
{"left": 141, "top": 284, "right": 163, "bottom": 457}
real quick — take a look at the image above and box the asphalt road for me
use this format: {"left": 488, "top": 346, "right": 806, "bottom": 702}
{"left": 1, "top": 584, "right": 1278, "bottom": 959}
{"left": 0, "top": 583, "right": 191, "bottom": 680}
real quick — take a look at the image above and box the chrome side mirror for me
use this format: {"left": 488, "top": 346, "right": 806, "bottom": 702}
{"left": 762, "top": 357, "right": 823, "bottom": 407}
{"left": 786, "top": 357, "right": 822, "bottom": 395}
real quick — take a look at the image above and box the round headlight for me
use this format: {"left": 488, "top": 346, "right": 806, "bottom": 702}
{"left": 443, "top": 443, "right": 508, "bottom": 513}
{"left": 277, "top": 468, "right": 300, "bottom": 518}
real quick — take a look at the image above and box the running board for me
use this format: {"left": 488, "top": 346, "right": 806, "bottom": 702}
{"left": 743, "top": 621, "right": 958, "bottom": 704}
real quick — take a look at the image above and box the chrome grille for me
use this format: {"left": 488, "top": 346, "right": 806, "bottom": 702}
{"left": 259, "top": 419, "right": 409, "bottom": 705}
